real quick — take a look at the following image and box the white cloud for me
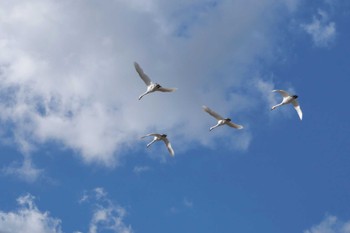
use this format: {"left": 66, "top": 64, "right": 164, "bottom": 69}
{"left": 78, "top": 194, "right": 89, "bottom": 204}
{"left": 80, "top": 188, "right": 133, "bottom": 233}
{"left": 79, "top": 187, "right": 108, "bottom": 203}
{"left": 0, "top": 0, "right": 299, "bottom": 166}
{"left": 2, "top": 156, "right": 43, "bottom": 182}
{"left": 169, "top": 197, "right": 194, "bottom": 214}
{"left": 183, "top": 198, "right": 193, "bottom": 208}
{"left": 304, "top": 215, "right": 350, "bottom": 233}
{"left": 94, "top": 187, "right": 108, "bottom": 200}
{"left": 0, "top": 189, "right": 133, "bottom": 233}
{"left": 133, "top": 165, "right": 151, "bottom": 174}
{"left": 89, "top": 206, "right": 132, "bottom": 233}
{"left": 0, "top": 194, "right": 63, "bottom": 233}
{"left": 301, "top": 9, "right": 336, "bottom": 47}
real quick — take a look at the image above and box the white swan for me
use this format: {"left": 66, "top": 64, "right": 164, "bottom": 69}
{"left": 141, "top": 133, "right": 175, "bottom": 156}
{"left": 202, "top": 105, "right": 243, "bottom": 131}
{"left": 271, "top": 90, "right": 303, "bottom": 120}
{"left": 134, "top": 62, "right": 177, "bottom": 100}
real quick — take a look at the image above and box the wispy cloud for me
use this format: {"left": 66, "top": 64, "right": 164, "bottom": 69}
{"left": 169, "top": 197, "right": 194, "bottom": 214}
{"left": 183, "top": 197, "right": 194, "bottom": 208}
{"left": 0, "top": 194, "right": 63, "bottom": 233}
{"left": 133, "top": 165, "right": 151, "bottom": 174}
{"left": 80, "top": 187, "right": 133, "bottom": 233}
{"left": 2, "top": 155, "right": 43, "bottom": 182}
{"left": 0, "top": 0, "right": 299, "bottom": 166}
{"left": 301, "top": 9, "right": 336, "bottom": 47}
{"left": 0, "top": 189, "right": 133, "bottom": 233}
{"left": 304, "top": 215, "right": 350, "bottom": 233}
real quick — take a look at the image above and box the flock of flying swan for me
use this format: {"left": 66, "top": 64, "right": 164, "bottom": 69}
{"left": 135, "top": 62, "right": 303, "bottom": 157}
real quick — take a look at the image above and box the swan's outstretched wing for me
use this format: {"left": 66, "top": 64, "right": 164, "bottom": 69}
{"left": 162, "top": 138, "right": 175, "bottom": 156}
{"left": 134, "top": 62, "right": 152, "bottom": 86}
{"left": 292, "top": 100, "right": 303, "bottom": 120}
{"left": 226, "top": 121, "right": 244, "bottom": 129}
{"left": 140, "top": 133, "right": 161, "bottom": 139}
{"left": 158, "top": 87, "right": 177, "bottom": 92}
{"left": 202, "top": 106, "right": 224, "bottom": 120}
{"left": 272, "top": 90, "right": 290, "bottom": 98}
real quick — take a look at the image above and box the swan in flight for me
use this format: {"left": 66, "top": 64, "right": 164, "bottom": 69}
{"left": 202, "top": 105, "right": 243, "bottom": 131}
{"left": 141, "top": 133, "right": 175, "bottom": 156}
{"left": 271, "top": 89, "right": 303, "bottom": 120}
{"left": 134, "top": 62, "right": 177, "bottom": 100}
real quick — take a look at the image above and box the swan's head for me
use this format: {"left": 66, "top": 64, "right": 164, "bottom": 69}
{"left": 225, "top": 118, "right": 231, "bottom": 122}
{"left": 156, "top": 84, "right": 161, "bottom": 88}
{"left": 161, "top": 134, "right": 167, "bottom": 137}
{"left": 293, "top": 95, "right": 298, "bottom": 99}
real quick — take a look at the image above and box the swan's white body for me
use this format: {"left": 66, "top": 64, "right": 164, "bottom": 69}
{"left": 141, "top": 133, "right": 175, "bottom": 156}
{"left": 202, "top": 106, "right": 243, "bottom": 131}
{"left": 134, "top": 62, "right": 177, "bottom": 100}
{"left": 271, "top": 90, "right": 303, "bottom": 120}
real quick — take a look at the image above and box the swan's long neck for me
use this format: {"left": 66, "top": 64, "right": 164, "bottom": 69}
{"left": 139, "top": 91, "right": 149, "bottom": 100}
{"left": 210, "top": 123, "right": 220, "bottom": 131}
{"left": 147, "top": 139, "right": 157, "bottom": 148}
{"left": 271, "top": 103, "right": 283, "bottom": 110}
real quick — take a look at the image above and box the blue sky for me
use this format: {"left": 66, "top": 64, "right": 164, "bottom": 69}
{"left": 1, "top": 0, "right": 350, "bottom": 232}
